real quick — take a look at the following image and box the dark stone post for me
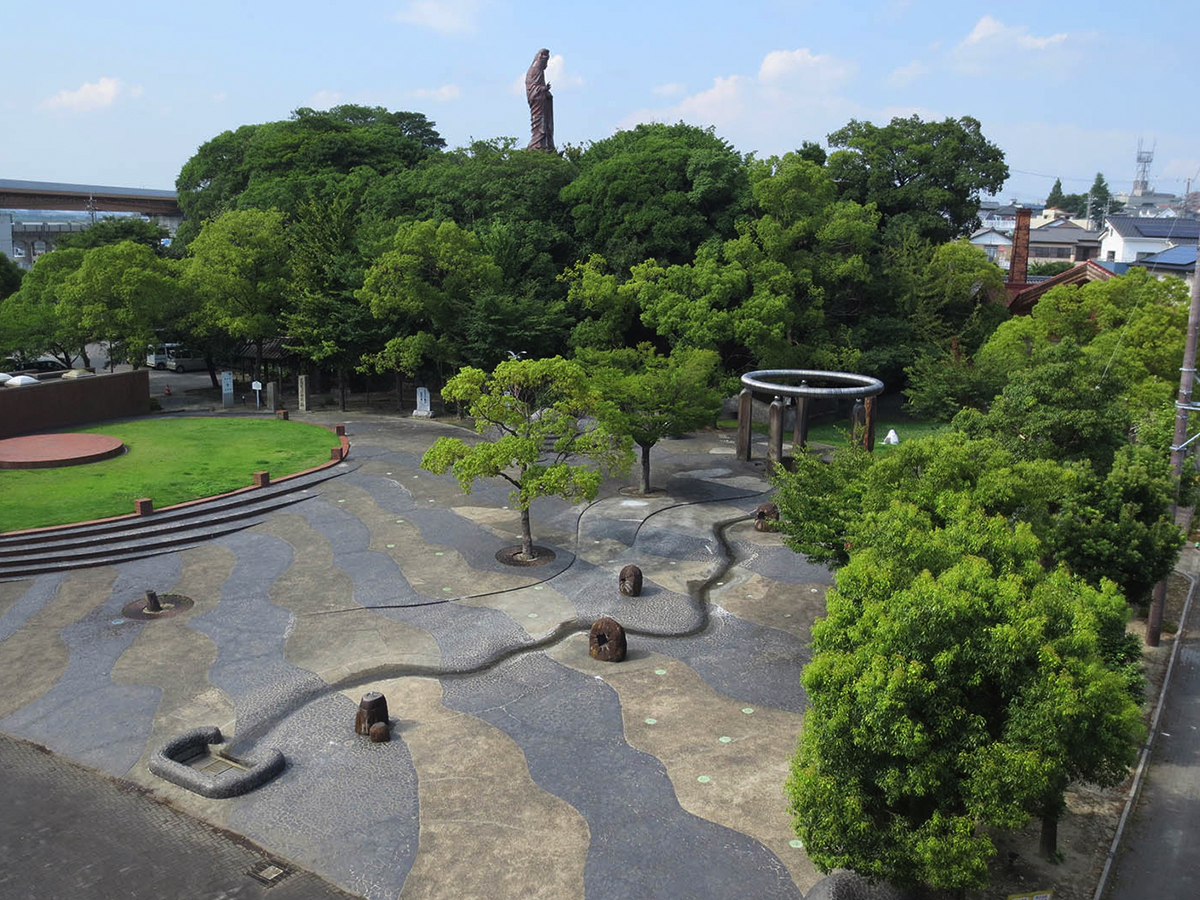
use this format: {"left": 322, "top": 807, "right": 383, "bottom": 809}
{"left": 792, "top": 382, "right": 809, "bottom": 452}
{"left": 863, "top": 395, "right": 877, "bottom": 453}
{"left": 736, "top": 388, "right": 753, "bottom": 461}
{"left": 767, "top": 396, "right": 784, "bottom": 467}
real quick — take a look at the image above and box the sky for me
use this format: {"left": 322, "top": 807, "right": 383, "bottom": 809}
{"left": 4, "top": 0, "right": 1199, "bottom": 204}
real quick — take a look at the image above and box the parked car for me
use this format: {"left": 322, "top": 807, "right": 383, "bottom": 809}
{"left": 165, "top": 348, "right": 207, "bottom": 373}
{"left": 147, "top": 343, "right": 181, "bottom": 369}
{"left": 9, "top": 357, "right": 69, "bottom": 377}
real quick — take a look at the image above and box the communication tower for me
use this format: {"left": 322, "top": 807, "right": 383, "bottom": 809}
{"left": 1132, "top": 139, "right": 1155, "bottom": 195}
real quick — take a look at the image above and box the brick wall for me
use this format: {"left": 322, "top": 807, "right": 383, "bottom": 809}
{"left": 0, "top": 370, "right": 150, "bottom": 439}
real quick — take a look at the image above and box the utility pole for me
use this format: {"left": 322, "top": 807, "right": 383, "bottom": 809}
{"left": 1147, "top": 245, "right": 1200, "bottom": 645}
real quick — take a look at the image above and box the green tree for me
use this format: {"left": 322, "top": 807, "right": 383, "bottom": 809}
{"left": 56, "top": 242, "right": 176, "bottom": 367}
{"left": 357, "top": 219, "right": 502, "bottom": 384}
{"left": 560, "top": 122, "right": 752, "bottom": 274}
{"left": 787, "top": 521, "right": 1143, "bottom": 889}
{"left": 1088, "top": 172, "right": 1123, "bottom": 228}
{"left": 182, "top": 208, "right": 291, "bottom": 377}
{"left": 1046, "top": 177, "right": 1065, "bottom": 208}
{"left": 826, "top": 115, "right": 1008, "bottom": 244}
{"left": 0, "top": 252, "right": 25, "bottom": 301}
{"left": 1028, "top": 260, "right": 1075, "bottom": 277}
{"left": 54, "top": 216, "right": 169, "bottom": 254}
{"left": 579, "top": 344, "right": 722, "bottom": 493}
{"left": 0, "top": 248, "right": 89, "bottom": 366}
{"left": 421, "top": 357, "right": 633, "bottom": 559}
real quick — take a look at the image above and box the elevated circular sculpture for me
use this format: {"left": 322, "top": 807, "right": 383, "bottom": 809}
{"left": 0, "top": 432, "right": 126, "bottom": 469}
{"left": 739, "top": 369, "right": 884, "bottom": 400}
{"left": 589, "top": 617, "right": 627, "bottom": 662}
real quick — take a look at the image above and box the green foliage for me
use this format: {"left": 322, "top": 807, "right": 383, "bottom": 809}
{"left": 182, "top": 208, "right": 291, "bottom": 373}
{"left": 786, "top": 503, "right": 1144, "bottom": 891}
{"left": 56, "top": 242, "right": 177, "bottom": 362}
{"left": 1046, "top": 178, "right": 1065, "bottom": 209}
{"left": 1028, "top": 260, "right": 1075, "bottom": 277}
{"left": 560, "top": 122, "right": 752, "bottom": 274}
{"left": 826, "top": 115, "right": 1008, "bottom": 244}
{"left": 421, "top": 357, "right": 632, "bottom": 556}
{"left": 0, "top": 252, "right": 22, "bottom": 301}
{"left": 578, "top": 344, "right": 722, "bottom": 492}
{"left": 0, "top": 248, "right": 88, "bottom": 363}
{"left": 175, "top": 105, "right": 443, "bottom": 246}
{"left": 53, "top": 216, "right": 169, "bottom": 254}
{"left": 358, "top": 219, "right": 503, "bottom": 379}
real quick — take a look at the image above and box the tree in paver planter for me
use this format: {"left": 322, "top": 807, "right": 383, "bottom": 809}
{"left": 421, "top": 357, "right": 633, "bottom": 561}
{"left": 579, "top": 344, "right": 722, "bottom": 494}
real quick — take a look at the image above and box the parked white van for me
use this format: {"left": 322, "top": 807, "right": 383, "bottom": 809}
{"left": 147, "top": 343, "right": 181, "bottom": 369}
{"left": 165, "top": 348, "right": 207, "bottom": 373}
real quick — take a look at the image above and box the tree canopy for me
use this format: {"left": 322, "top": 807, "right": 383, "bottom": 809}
{"left": 826, "top": 115, "right": 1008, "bottom": 244}
{"left": 421, "top": 357, "right": 632, "bottom": 559}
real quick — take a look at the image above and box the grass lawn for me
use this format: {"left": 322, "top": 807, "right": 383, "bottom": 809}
{"left": 0, "top": 418, "right": 341, "bottom": 532}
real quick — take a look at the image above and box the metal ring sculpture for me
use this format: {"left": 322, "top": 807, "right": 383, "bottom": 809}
{"left": 736, "top": 370, "right": 885, "bottom": 462}
{"left": 739, "top": 369, "right": 884, "bottom": 399}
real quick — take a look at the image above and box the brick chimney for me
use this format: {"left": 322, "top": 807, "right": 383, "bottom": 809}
{"left": 1006, "top": 207, "right": 1031, "bottom": 300}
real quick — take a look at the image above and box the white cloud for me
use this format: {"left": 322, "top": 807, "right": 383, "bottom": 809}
{"left": 886, "top": 60, "right": 929, "bottom": 89}
{"left": 41, "top": 77, "right": 121, "bottom": 112}
{"left": 759, "top": 47, "right": 854, "bottom": 86}
{"left": 652, "top": 83, "right": 687, "bottom": 97}
{"left": 952, "top": 15, "right": 1071, "bottom": 75}
{"left": 130, "top": 85, "right": 145, "bottom": 99}
{"left": 308, "top": 89, "right": 344, "bottom": 108}
{"left": 411, "top": 84, "right": 461, "bottom": 102}
{"left": 394, "top": 0, "right": 480, "bottom": 35}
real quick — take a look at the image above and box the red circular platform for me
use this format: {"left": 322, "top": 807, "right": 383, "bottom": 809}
{"left": 0, "top": 433, "right": 126, "bottom": 469}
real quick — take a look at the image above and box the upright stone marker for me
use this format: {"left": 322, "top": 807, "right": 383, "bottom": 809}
{"left": 266, "top": 381, "right": 280, "bottom": 411}
{"left": 298, "top": 375, "right": 309, "bottom": 412}
{"left": 221, "top": 371, "right": 234, "bottom": 409}
{"left": 413, "top": 386, "right": 434, "bottom": 418}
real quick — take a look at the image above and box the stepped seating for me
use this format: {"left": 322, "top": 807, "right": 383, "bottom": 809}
{"left": 0, "top": 463, "right": 352, "bottom": 580}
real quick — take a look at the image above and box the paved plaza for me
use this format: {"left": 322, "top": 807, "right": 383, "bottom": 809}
{"left": 0, "top": 413, "right": 834, "bottom": 899}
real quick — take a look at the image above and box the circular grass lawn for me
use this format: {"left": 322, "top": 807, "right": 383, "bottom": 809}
{"left": 0, "top": 418, "right": 342, "bottom": 532}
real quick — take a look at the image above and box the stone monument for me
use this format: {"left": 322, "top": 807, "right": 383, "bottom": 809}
{"left": 525, "top": 48, "right": 555, "bottom": 152}
{"left": 413, "top": 386, "right": 434, "bottom": 418}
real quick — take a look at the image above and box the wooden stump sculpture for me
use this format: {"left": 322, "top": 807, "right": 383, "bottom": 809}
{"left": 755, "top": 501, "right": 780, "bottom": 532}
{"left": 589, "top": 617, "right": 627, "bottom": 662}
{"left": 355, "top": 691, "right": 390, "bottom": 735}
{"left": 619, "top": 564, "right": 643, "bottom": 597}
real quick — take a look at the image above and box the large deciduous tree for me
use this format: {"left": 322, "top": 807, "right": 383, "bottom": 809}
{"left": 560, "top": 122, "right": 752, "bottom": 274}
{"left": 183, "top": 208, "right": 291, "bottom": 377}
{"left": 421, "top": 357, "right": 632, "bottom": 560}
{"left": 579, "top": 344, "right": 723, "bottom": 493}
{"left": 826, "top": 115, "right": 1008, "bottom": 244}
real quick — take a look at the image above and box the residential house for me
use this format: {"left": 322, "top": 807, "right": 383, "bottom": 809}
{"left": 1131, "top": 244, "right": 1196, "bottom": 289}
{"left": 1098, "top": 215, "right": 1199, "bottom": 263}
{"left": 968, "top": 227, "right": 1012, "bottom": 268}
{"left": 1028, "top": 221, "right": 1101, "bottom": 265}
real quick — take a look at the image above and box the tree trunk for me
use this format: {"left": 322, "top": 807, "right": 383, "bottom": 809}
{"left": 639, "top": 442, "right": 653, "bottom": 494}
{"left": 339, "top": 366, "right": 347, "bottom": 412}
{"left": 520, "top": 506, "right": 534, "bottom": 560}
{"left": 1040, "top": 813, "right": 1058, "bottom": 860}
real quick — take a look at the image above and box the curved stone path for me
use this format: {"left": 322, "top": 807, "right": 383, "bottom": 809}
{"left": 0, "top": 414, "right": 836, "bottom": 900}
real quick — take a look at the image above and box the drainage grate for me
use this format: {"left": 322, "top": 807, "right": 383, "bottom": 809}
{"left": 247, "top": 860, "right": 292, "bottom": 887}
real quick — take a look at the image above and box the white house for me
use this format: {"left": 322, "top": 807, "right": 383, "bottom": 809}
{"left": 968, "top": 227, "right": 1012, "bottom": 269}
{"left": 1098, "top": 216, "right": 1199, "bottom": 264}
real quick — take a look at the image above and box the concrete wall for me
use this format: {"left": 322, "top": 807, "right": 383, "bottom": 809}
{"left": 0, "top": 370, "right": 150, "bottom": 439}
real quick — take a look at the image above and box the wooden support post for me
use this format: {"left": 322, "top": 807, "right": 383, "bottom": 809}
{"left": 736, "top": 388, "right": 753, "bottom": 461}
{"left": 768, "top": 396, "right": 784, "bottom": 467}
{"left": 863, "top": 395, "right": 877, "bottom": 453}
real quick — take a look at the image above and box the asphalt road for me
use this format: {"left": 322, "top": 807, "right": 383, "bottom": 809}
{"left": 1105, "top": 592, "right": 1200, "bottom": 900}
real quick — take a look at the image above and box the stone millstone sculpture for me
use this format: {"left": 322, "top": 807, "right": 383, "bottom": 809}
{"left": 355, "top": 691, "right": 390, "bottom": 736}
{"left": 525, "top": 48, "right": 555, "bottom": 152}
{"left": 589, "top": 617, "right": 627, "bottom": 662}
{"left": 755, "top": 501, "right": 780, "bottom": 532}
{"left": 619, "top": 564, "right": 643, "bottom": 597}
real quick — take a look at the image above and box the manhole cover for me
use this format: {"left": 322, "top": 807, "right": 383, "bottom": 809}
{"left": 247, "top": 861, "right": 292, "bottom": 886}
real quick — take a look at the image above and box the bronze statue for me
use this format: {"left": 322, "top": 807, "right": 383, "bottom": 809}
{"left": 525, "top": 48, "right": 555, "bottom": 152}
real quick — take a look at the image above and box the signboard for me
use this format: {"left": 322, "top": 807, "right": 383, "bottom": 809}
{"left": 251, "top": 380, "right": 262, "bottom": 391}
{"left": 221, "top": 371, "right": 234, "bottom": 408}
{"left": 413, "top": 386, "right": 434, "bottom": 418}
